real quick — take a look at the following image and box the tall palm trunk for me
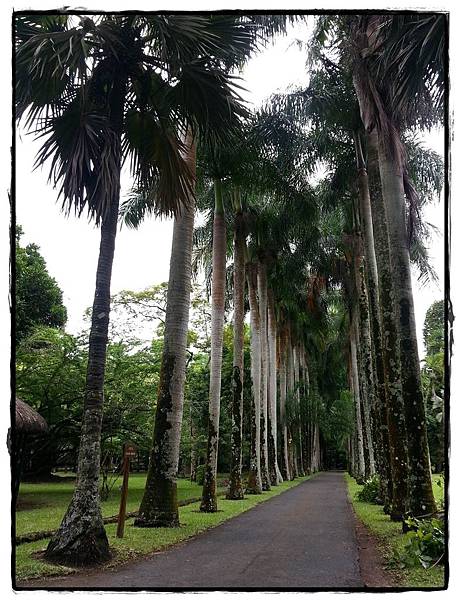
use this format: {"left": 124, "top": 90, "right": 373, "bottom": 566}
{"left": 257, "top": 261, "right": 271, "bottom": 491}
{"left": 267, "top": 287, "right": 282, "bottom": 484}
{"left": 287, "top": 327, "right": 297, "bottom": 478}
{"left": 376, "top": 134, "right": 436, "bottom": 516}
{"left": 350, "top": 317, "right": 366, "bottom": 481}
{"left": 353, "top": 251, "right": 376, "bottom": 477}
{"left": 227, "top": 196, "right": 245, "bottom": 500}
{"left": 201, "top": 178, "right": 227, "bottom": 512}
{"left": 246, "top": 262, "right": 263, "bottom": 494}
{"left": 278, "top": 323, "right": 291, "bottom": 481}
{"left": 366, "top": 129, "right": 409, "bottom": 518}
{"left": 135, "top": 137, "right": 196, "bottom": 528}
{"left": 45, "top": 76, "right": 126, "bottom": 566}
{"left": 354, "top": 135, "right": 392, "bottom": 509}
{"left": 294, "top": 345, "right": 305, "bottom": 476}
{"left": 301, "top": 348, "right": 311, "bottom": 474}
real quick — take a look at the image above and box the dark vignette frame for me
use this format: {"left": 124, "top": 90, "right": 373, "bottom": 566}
{"left": 9, "top": 7, "right": 450, "bottom": 593}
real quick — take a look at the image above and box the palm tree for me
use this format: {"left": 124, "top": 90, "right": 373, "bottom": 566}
{"left": 246, "top": 260, "right": 263, "bottom": 494}
{"left": 350, "top": 14, "right": 439, "bottom": 516}
{"left": 226, "top": 188, "right": 246, "bottom": 500}
{"left": 15, "top": 14, "right": 207, "bottom": 565}
{"left": 200, "top": 178, "right": 227, "bottom": 512}
{"left": 257, "top": 260, "right": 272, "bottom": 490}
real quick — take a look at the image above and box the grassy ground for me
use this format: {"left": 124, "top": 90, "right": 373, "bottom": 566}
{"left": 16, "top": 473, "right": 228, "bottom": 537}
{"left": 346, "top": 473, "right": 445, "bottom": 589}
{"left": 15, "top": 475, "right": 312, "bottom": 582}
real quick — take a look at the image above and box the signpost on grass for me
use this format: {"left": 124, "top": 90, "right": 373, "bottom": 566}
{"left": 116, "top": 442, "right": 137, "bottom": 538}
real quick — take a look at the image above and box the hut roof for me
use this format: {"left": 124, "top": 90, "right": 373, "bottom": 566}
{"left": 15, "top": 398, "right": 48, "bottom": 434}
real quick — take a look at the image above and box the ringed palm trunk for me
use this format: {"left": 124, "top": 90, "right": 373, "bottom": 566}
{"left": 367, "top": 129, "right": 408, "bottom": 519}
{"left": 350, "top": 318, "right": 366, "bottom": 481}
{"left": 287, "top": 332, "right": 297, "bottom": 478}
{"left": 257, "top": 261, "right": 271, "bottom": 491}
{"left": 353, "top": 251, "right": 376, "bottom": 477}
{"left": 354, "top": 139, "right": 392, "bottom": 509}
{"left": 267, "top": 287, "right": 282, "bottom": 484}
{"left": 135, "top": 137, "right": 196, "bottom": 528}
{"left": 376, "top": 133, "right": 436, "bottom": 516}
{"left": 201, "top": 178, "right": 226, "bottom": 512}
{"left": 294, "top": 345, "right": 305, "bottom": 477}
{"left": 226, "top": 200, "right": 245, "bottom": 500}
{"left": 301, "top": 348, "right": 311, "bottom": 474}
{"left": 45, "top": 76, "right": 126, "bottom": 566}
{"left": 246, "top": 262, "right": 263, "bottom": 494}
{"left": 278, "top": 323, "right": 291, "bottom": 481}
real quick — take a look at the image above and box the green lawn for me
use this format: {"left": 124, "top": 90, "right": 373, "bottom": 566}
{"left": 15, "top": 475, "right": 312, "bottom": 582}
{"left": 16, "top": 473, "right": 228, "bottom": 538}
{"left": 346, "top": 473, "right": 445, "bottom": 589}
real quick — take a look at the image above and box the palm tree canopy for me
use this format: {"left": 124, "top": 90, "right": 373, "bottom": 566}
{"left": 15, "top": 14, "right": 257, "bottom": 223}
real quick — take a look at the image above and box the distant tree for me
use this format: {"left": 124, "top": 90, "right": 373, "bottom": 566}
{"left": 423, "top": 300, "right": 444, "bottom": 357}
{"left": 15, "top": 226, "right": 67, "bottom": 344}
{"left": 422, "top": 300, "right": 445, "bottom": 472}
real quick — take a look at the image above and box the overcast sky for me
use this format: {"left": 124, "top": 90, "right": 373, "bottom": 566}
{"left": 15, "top": 18, "right": 444, "bottom": 358}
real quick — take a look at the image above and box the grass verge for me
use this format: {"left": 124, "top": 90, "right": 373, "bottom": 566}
{"left": 16, "top": 475, "right": 312, "bottom": 582}
{"left": 345, "top": 473, "right": 445, "bottom": 589}
{"left": 16, "top": 474, "right": 225, "bottom": 538}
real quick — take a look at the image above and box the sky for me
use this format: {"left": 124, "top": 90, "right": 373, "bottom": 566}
{"left": 15, "top": 18, "right": 444, "bottom": 358}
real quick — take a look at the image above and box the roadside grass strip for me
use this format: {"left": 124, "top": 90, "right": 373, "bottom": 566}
{"left": 345, "top": 473, "right": 445, "bottom": 588}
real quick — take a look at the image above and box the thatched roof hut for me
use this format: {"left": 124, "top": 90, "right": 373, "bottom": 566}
{"left": 15, "top": 398, "right": 48, "bottom": 434}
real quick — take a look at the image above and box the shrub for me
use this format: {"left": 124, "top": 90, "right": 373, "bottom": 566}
{"left": 394, "top": 516, "right": 445, "bottom": 569}
{"left": 356, "top": 474, "right": 381, "bottom": 504}
{"left": 196, "top": 464, "right": 206, "bottom": 486}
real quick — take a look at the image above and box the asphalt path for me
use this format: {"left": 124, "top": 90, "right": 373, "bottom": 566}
{"left": 21, "top": 471, "right": 363, "bottom": 590}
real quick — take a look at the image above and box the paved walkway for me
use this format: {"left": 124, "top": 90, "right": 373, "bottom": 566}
{"left": 22, "top": 471, "right": 363, "bottom": 590}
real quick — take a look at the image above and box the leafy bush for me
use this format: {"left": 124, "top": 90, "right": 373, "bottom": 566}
{"left": 196, "top": 464, "right": 206, "bottom": 486}
{"left": 356, "top": 474, "right": 381, "bottom": 504}
{"left": 394, "top": 517, "right": 445, "bottom": 569}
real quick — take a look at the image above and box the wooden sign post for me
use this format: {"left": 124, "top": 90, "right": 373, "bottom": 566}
{"left": 116, "top": 442, "right": 137, "bottom": 538}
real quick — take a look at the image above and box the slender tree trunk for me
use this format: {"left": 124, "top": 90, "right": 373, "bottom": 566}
{"left": 135, "top": 137, "right": 196, "bottom": 528}
{"left": 190, "top": 396, "right": 197, "bottom": 482}
{"left": 267, "top": 288, "right": 282, "bottom": 484}
{"left": 278, "top": 324, "right": 291, "bottom": 481}
{"left": 294, "top": 345, "right": 305, "bottom": 477}
{"left": 376, "top": 134, "right": 436, "bottom": 516}
{"left": 353, "top": 251, "right": 376, "bottom": 477}
{"left": 354, "top": 137, "right": 392, "bottom": 510}
{"left": 201, "top": 179, "right": 226, "bottom": 512}
{"left": 350, "top": 320, "right": 366, "bottom": 481}
{"left": 45, "top": 76, "right": 126, "bottom": 566}
{"left": 301, "top": 350, "right": 311, "bottom": 475}
{"left": 287, "top": 328, "right": 297, "bottom": 479}
{"left": 258, "top": 261, "right": 271, "bottom": 491}
{"left": 227, "top": 199, "right": 245, "bottom": 500}
{"left": 246, "top": 263, "right": 263, "bottom": 494}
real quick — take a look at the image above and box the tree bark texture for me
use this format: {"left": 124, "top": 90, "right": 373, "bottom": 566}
{"left": 355, "top": 145, "right": 392, "bottom": 510}
{"left": 135, "top": 137, "right": 196, "bottom": 528}
{"left": 226, "top": 206, "right": 245, "bottom": 500}
{"left": 278, "top": 324, "right": 291, "bottom": 481}
{"left": 267, "top": 288, "right": 282, "bottom": 484}
{"left": 350, "top": 321, "right": 366, "bottom": 481}
{"left": 257, "top": 262, "right": 271, "bottom": 491}
{"left": 367, "top": 129, "right": 409, "bottom": 520}
{"left": 246, "top": 262, "right": 263, "bottom": 494}
{"left": 201, "top": 179, "right": 227, "bottom": 512}
{"left": 377, "top": 134, "right": 436, "bottom": 516}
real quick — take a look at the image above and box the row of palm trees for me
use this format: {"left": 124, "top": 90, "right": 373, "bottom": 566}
{"left": 15, "top": 12, "right": 445, "bottom": 568}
